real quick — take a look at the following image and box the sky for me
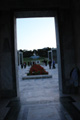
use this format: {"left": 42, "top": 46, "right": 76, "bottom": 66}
{"left": 16, "top": 17, "right": 57, "bottom": 50}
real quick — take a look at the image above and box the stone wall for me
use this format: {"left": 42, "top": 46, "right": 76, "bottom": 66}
{"left": 0, "top": 0, "right": 80, "bottom": 97}
{"left": 73, "top": 3, "right": 80, "bottom": 69}
{"left": 73, "top": 1, "right": 80, "bottom": 93}
{"left": 57, "top": 9, "right": 76, "bottom": 93}
{"left": 0, "top": 11, "right": 17, "bottom": 98}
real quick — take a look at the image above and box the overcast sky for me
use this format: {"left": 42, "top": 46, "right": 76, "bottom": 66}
{"left": 16, "top": 17, "right": 57, "bottom": 50}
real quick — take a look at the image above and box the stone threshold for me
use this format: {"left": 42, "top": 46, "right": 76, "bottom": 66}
{"left": 22, "top": 74, "right": 52, "bottom": 80}
{"left": 72, "top": 102, "right": 80, "bottom": 111}
{"left": 71, "top": 95, "right": 80, "bottom": 111}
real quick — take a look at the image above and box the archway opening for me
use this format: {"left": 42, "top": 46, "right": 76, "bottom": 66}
{"left": 14, "top": 11, "right": 62, "bottom": 104}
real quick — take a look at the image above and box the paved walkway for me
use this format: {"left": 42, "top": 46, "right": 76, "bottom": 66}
{"left": 16, "top": 64, "right": 72, "bottom": 120}
{"left": 0, "top": 64, "right": 80, "bottom": 120}
{"left": 18, "top": 64, "right": 59, "bottom": 104}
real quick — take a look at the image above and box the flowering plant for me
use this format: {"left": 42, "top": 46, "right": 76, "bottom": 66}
{"left": 27, "top": 64, "right": 48, "bottom": 75}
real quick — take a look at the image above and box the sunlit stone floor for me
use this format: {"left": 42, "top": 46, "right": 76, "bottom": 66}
{"left": 18, "top": 64, "right": 59, "bottom": 103}
{"left": 1, "top": 64, "right": 80, "bottom": 120}
{"left": 16, "top": 64, "right": 72, "bottom": 120}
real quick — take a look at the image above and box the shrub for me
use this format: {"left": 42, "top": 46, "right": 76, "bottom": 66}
{"left": 27, "top": 64, "right": 48, "bottom": 75}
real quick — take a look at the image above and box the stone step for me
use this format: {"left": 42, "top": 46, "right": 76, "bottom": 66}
{"left": 72, "top": 102, "right": 80, "bottom": 111}
{"left": 71, "top": 95, "right": 80, "bottom": 111}
{"left": 0, "top": 99, "right": 11, "bottom": 120}
{"left": 0, "top": 108, "right": 10, "bottom": 120}
{"left": 22, "top": 74, "right": 52, "bottom": 80}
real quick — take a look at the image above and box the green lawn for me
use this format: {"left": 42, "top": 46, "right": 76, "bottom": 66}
{"left": 23, "top": 57, "right": 48, "bottom": 65}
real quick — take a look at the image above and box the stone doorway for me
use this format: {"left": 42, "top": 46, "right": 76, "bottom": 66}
{"left": 14, "top": 10, "right": 62, "bottom": 101}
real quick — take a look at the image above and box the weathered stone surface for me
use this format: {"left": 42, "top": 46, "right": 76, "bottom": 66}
{"left": 22, "top": 74, "right": 52, "bottom": 80}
